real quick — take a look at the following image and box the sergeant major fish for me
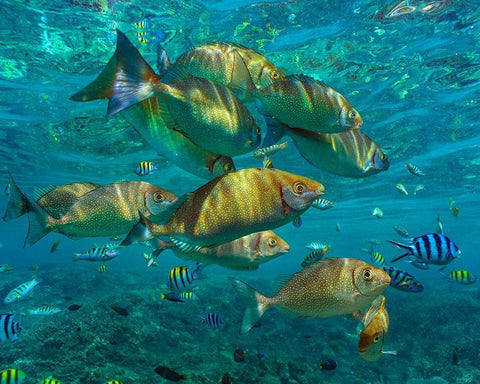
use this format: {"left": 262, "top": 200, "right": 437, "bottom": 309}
{"left": 0, "top": 264, "right": 13, "bottom": 273}
{"left": 167, "top": 265, "right": 206, "bottom": 292}
{"left": 405, "top": 162, "right": 424, "bottom": 176}
{"left": 0, "top": 369, "right": 26, "bottom": 384}
{"left": 230, "top": 258, "right": 390, "bottom": 334}
{"left": 201, "top": 313, "right": 225, "bottom": 329}
{"left": 443, "top": 270, "right": 477, "bottom": 285}
{"left": 73, "top": 247, "right": 119, "bottom": 262}
{"left": 301, "top": 242, "right": 330, "bottom": 268}
{"left": 4, "top": 278, "right": 39, "bottom": 303}
{"left": 121, "top": 168, "right": 324, "bottom": 250}
{"left": 29, "top": 306, "right": 61, "bottom": 315}
{"left": 0, "top": 314, "right": 22, "bottom": 342}
{"left": 252, "top": 142, "right": 288, "bottom": 159}
{"left": 135, "top": 161, "right": 158, "bottom": 176}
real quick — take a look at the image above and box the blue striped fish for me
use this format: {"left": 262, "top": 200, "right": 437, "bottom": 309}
{"left": 389, "top": 233, "right": 460, "bottom": 265}
{"left": 0, "top": 314, "right": 22, "bottom": 342}
{"left": 0, "top": 369, "right": 26, "bottom": 384}
{"left": 201, "top": 313, "right": 225, "bottom": 329}
{"left": 4, "top": 278, "right": 39, "bottom": 304}
{"left": 382, "top": 267, "right": 424, "bottom": 293}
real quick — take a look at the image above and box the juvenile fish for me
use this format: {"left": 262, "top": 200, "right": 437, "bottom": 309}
{"left": 301, "top": 243, "right": 330, "bottom": 268}
{"left": 154, "top": 366, "right": 187, "bottom": 382}
{"left": 0, "top": 314, "right": 22, "bottom": 342}
{"left": 160, "top": 291, "right": 199, "bottom": 303}
{"left": 29, "top": 306, "right": 61, "bottom": 315}
{"left": 311, "top": 198, "right": 334, "bottom": 210}
{"left": 395, "top": 183, "right": 408, "bottom": 196}
{"left": 370, "top": 251, "right": 385, "bottom": 267}
{"left": 405, "top": 162, "right": 424, "bottom": 176}
{"left": 122, "top": 168, "right": 324, "bottom": 250}
{"left": 98, "top": 265, "right": 107, "bottom": 273}
{"left": 201, "top": 313, "right": 225, "bottom": 329}
{"left": 230, "top": 258, "right": 390, "bottom": 334}
{"left": 50, "top": 239, "right": 61, "bottom": 253}
{"left": 135, "top": 161, "right": 157, "bottom": 176}
{"left": 444, "top": 270, "right": 476, "bottom": 285}
{"left": 413, "top": 184, "right": 424, "bottom": 195}
{"left": 252, "top": 142, "right": 288, "bottom": 159}
{"left": 0, "top": 264, "right": 13, "bottom": 273}
{"left": 382, "top": 266, "right": 424, "bottom": 293}
{"left": 392, "top": 225, "right": 409, "bottom": 238}
{"left": 73, "top": 247, "right": 119, "bottom": 262}
{"left": 4, "top": 278, "right": 39, "bottom": 303}
{"left": 372, "top": 207, "right": 383, "bottom": 219}
{"left": 41, "top": 379, "right": 62, "bottom": 384}
{"left": 389, "top": 233, "right": 460, "bottom": 265}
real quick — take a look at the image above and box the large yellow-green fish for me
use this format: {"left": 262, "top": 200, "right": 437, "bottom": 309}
{"left": 265, "top": 116, "right": 389, "bottom": 178}
{"left": 7, "top": 178, "right": 178, "bottom": 247}
{"left": 158, "top": 42, "right": 285, "bottom": 93}
{"left": 169, "top": 230, "right": 290, "bottom": 271}
{"left": 230, "top": 258, "right": 391, "bottom": 334}
{"left": 355, "top": 295, "right": 396, "bottom": 362}
{"left": 252, "top": 75, "right": 362, "bottom": 141}
{"left": 122, "top": 168, "right": 324, "bottom": 250}
{"left": 70, "top": 30, "right": 261, "bottom": 157}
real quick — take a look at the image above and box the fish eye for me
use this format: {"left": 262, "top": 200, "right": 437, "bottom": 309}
{"left": 363, "top": 269, "right": 374, "bottom": 281}
{"left": 256, "top": 126, "right": 261, "bottom": 136}
{"left": 224, "top": 163, "right": 234, "bottom": 172}
{"left": 348, "top": 111, "right": 357, "bottom": 119}
{"left": 381, "top": 154, "right": 387, "bottom": 161}
{"left": 272, "top": 71, "right": 279, "bottom": 78}
{"left": 154, "top": 192, "right": 165, "bottom": 202}
{"left": 268, "top": 238, "right": 277, "bottom": 247}
{"left": 293, "top": 182, "right": 305, "bottom": 194}
{"left": 373, "top": 335, "right": 380, "bottom": 343}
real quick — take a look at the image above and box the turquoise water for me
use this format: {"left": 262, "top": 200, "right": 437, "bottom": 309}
{"left": 1, "top": 0, "right": 480, "bottom": 383}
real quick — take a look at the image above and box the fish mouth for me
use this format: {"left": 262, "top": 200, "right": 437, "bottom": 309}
{"left": 315, "top": 186, "right": 325, "bottom": 196}
{"left": 280, "top": 246, "right": 290, "bottom": 253}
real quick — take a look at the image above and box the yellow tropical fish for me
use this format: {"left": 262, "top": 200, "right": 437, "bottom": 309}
{"left": 158, "top": 41, "right": 285, "bottom": 93}
{"left": 265, "top": 116, "right": 389, "bottom": 178}
{"left": 230, "top": 258, "right": 391, "bottom": 334}
{"left": 171, "top": 230, "right": 290, "bottom": 271}
{"left": 7, "top": 177, "right": 178, "bottom": 247}
{"left": 395, "top": 183, "right": 408, "bottom": 196}
{"left": 70, "top": 30, "right": 261, "bottom": 157}
{"left": 355, "top": 295, "right": 397, "bottom": 362}
{"left": 122, "top": 168, "right": 324, "bottom": 250}
{"left": 253, "top": 75, "right": 363, "bottom": 136}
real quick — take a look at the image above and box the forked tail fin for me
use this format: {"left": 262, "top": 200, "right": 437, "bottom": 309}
{"left": 70, "top": 30, "right": 163, "bottom": 116}
{"left": 121, "top": 211, "right": 164, "bottom": 246}
{"left": 388, "top": 240, "right": 412, "bottom": 262}
{"left": 2, "top": 172, "right": 28, "bottom": 221}
{"left": 229, "top": 277, "right": 272, "bottom": 335}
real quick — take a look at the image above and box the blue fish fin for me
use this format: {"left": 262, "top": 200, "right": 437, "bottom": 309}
{"left": 2, "top": 172, "right": 28, "bottom": 221}
{"left": 388, "top": 240, "right": 413, "bottom": 262}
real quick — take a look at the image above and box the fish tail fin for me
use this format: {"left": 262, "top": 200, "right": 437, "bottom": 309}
{"left": 121, "top": 211, "right": 166, "bottom": 246}
{"left": 263, "top": 114, "right": 286, "bottom": 147}
{"left": 70, "top": 30, "right": 165, "bottom": 116}
{"left": 2, "top": 172, "right": 28, "bottom": 221}
{"left": 229, "top": 277, "right": 272, "bottom": 335}
{"left": 24, "top": 195, "right": 51, "bottom": 248}
{"left": 156, "top": 44, "right": 172, "bottom": 76}
{"left": 388, "top": 240, "right": 412, "bottom": 262}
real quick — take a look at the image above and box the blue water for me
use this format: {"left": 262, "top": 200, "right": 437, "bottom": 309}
{"left": 1, "top": 0, "right": 480, "bottom": 383}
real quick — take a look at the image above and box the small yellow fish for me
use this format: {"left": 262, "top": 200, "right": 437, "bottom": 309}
{"left": 395, "top": 183, "right": 408, "bottom": 196}
{"left": 98, "top": 265, "right": 107, "bottom": 273}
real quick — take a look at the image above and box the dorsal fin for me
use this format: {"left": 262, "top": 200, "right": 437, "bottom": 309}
{"left": 33, "top": 185, "right": 58, "bottom": 201}
{"left": 273, "top": 274, "right": 293, "bottom": 295}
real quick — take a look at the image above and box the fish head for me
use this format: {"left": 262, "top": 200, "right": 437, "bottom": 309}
{"left": 359, "top": 328, "right": 386, "bottom": 362}
{"left": 144, "top": 187, "right": 178, "bottom": 216}
{"left": 258, "top": 65, "right": 285, "bottom": 88}
{"left": 279, "top": 171, "right": 325, "bottom": 212}
{"left": 353, "top": 262, "right": 391, "bottom": 297}
{"left": 257, "top": 230, "right": 290, "bottom": 259}
{"left": 339, "top": 103, "right": 363, "bottom": 130}
{"left": 365, "top": 148, "right": 389, "bottom": 174}
{"left": 211, "top": 156, "right": 236, "bottom": 178}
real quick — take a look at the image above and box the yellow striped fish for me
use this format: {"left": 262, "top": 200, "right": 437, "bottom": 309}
{"left": 98, "top": 265, "right": 107, "bottom": 273}
{"left": 0, "top": 369, "right": 26, "bottom": 384}
{"left": 253, "top": 75, "right": 363, "bottom": 135}
{"left": 370, "top": 251, "right": 385, "bottom": 267}
{"left": 121, "top": 168, "right": 324, "bottom": 250}
{"left": 252, "top": 141, "right": 288, "bottom": 159}
{"left": 136, "top": 31, "right": 147, "bottom": 44}
{"left": 41, "top": 379, "right": 62, "bottom": 384}
{"left": 263, "top": 156, "right": 273, "bottom": 169}
{"left": 135, "top": 161, "right": 157, "bottom": 176}
{"left": 70, "top": 31, "right": 261, "bottom": 158}
{"left": 445, "top": 270, "right": 476, "bottom": 285}
{"left": 167, "top": 265, "right": 205, "bottom": 291}
{"left": 103, "top": 381, "right": 123, "bottom": 384}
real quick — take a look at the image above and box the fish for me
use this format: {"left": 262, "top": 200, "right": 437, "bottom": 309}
{"left": 413, "top": 184, "right": 424, "bottom": 195}
{"left": 49, "top": 239, "right": 61, "bottom": 253}
{"left": 366, "top": 239, "right": 382, "bottom": 245}
{"left": 154, "top": 366, "right": 187, "bottom": 382}
{"left": 382, "top": 266, "right": 424, "bottom": 293}
{"left": 319, "top": 359, "right": 337, "bottom": 371}
{"left": 230, "top": 258, "right": 391, "bottom": 334}
{"left": 40, "top": 379, "right": 62, "bottom": 384}
{"left": 311, "top": 198, "right": 334, "bottom": 210}
{"left": 301, "top": 243, "right": 330, "bottom": 268}
{"left": 389, "top": 233, "right": 460, "bottom": 265}
{"left": 355, "top": 295, "right": 396, "bottom": 361}
{"left": 160, "top": 291, "right": 199, "bottom": 303}
{"left": 449, "top": 198, "right": 456, "bottom": 210}
{"left": 336, "top": 223, "right": 341, "bottom": 232}
{"left": 135, "top": 161, "right": 157, "bottom": 176}
{"left": 0, "top": 369, "right": 26, "bottom": 384}
{"left": 142, "top": 252, "right": 159, "bottom": 267}
{"left": 452, "top": 346, "right": 459, "bottom": 366}
{"left": 407, "top": 260, "right": 430, "bottom": 270}
{"left": 16, "top": 179, "right": 178, "bottom": 247}
{"left": 28, "top": 306, "right": 61, "bottom": 315}
{"left": 372, "top": 207, "right": 383, "bottom": 219}
{"left": 395, "top": 183, "right": 408, "bottom": 196}
{"left": 220, "top": 373, "right": 233, "bottom": 384}
{"left": 254, "top": 75, "right": 363, "bottom": 138}
{"left": 71, "top": 30, "right": 261, "bottom": 158}
{"left": 370, "top": 251, "right": 385, "bottom": 267}
{"left": 405, "top": 162, "right": 424, "bottom": 176}
{"left": 98, "top": 265, "right": 107, "bottom": 273}
{"left": 201, "top": 313, "right": 225, "bottom": 329}
{"left": 73, "top": 247, "right": 119, "bottom": 262}
{"left": 103, "top": 381, "right": 123, "bottom": 384}
{"left": 121, "top": 168, "right": 324, "bottom": 250}
{"left": 392, "top": 225, "right": 409, "bottom": 237}
{"left": 0, "top": 264, "right": 13, "bottom": 273}
{"left": 168, "top": 231, "right": 290, "bottom": 271}
{"left": 436, "top": 214, "right": 444, "bottom": 234}
{"left": 67, "top": 304, "right": 81, "bottom": 311}
{"left": 443, "top": 270, "right": 477, "bottom": 285}
{"left": 252, "top": 141, "right": 289, "bottom": 159}
{"left": 157, "top": 41, "right": 285, "bottom": 93}
{"left": 4, "top": 278, "right": 39, "bottom": 303}
{"left": 452, "top": 206, "right": 460, "bottom": 217}
{"left": 0, "top": 314, "right": 22, "bottom": 342}
{"left": 262, "top": 156, "right": 273, "bottom": 169}
{"left": 265, "top": 117, "right": 389, "bottom": 178}
{"left": 167, "top": 265, "right": 205, "bottom": 292}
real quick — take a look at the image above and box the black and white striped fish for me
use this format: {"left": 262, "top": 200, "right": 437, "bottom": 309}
{"left": 135, "top": 161, "right": 158, "bottom": 176}
{"left": 405, "top": 162, "right": 424, "bottom": 177}
{"left": 201, "top": 313, "right": 225, "bottom": 329}
{"left": 301, "top": 242, "right": 330, "bottom": 267}
{"left": 0, "top": 314, "right": 22, "bottom": 342}
{"left": 389, "top": 233, "right": 460, "bottom": 265}
{"left": 167, "top": 264, "right": 205, "bottom": 292}
{"left": 311, "top": 198, "right": 334, "bottom": 210}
